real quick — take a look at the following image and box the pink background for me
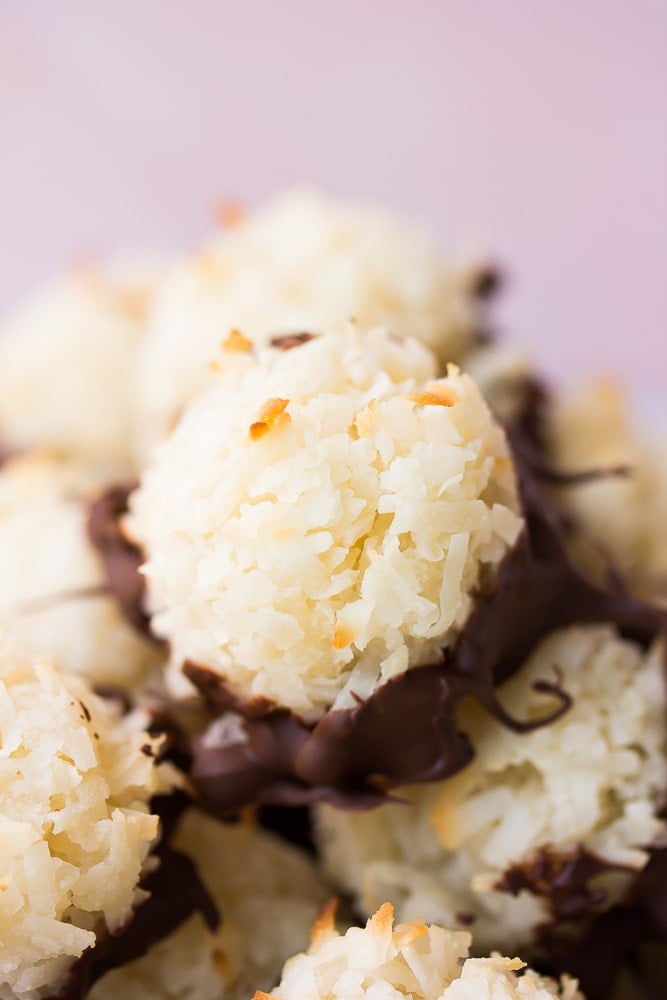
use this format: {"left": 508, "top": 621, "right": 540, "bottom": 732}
{"left": 1, "top": 1, "right": 666, "bottom": 394}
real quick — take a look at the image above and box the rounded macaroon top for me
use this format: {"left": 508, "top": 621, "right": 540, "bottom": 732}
{"left": 0, "top": 641, "right": 169, "bottom": 1000}
{"left": 0, "top": 255, "right": 167, "bottom": 478}
{"left": 130, "top": 325, "right": 523, "bottom": 720}
{"left": 260, "top": 902, "right": 583, "bottom": 1000}
{"left": 0, "top": 451, "right": 160, "bottom": 689}
{"left": 134, "top": 189, "right": 495, "bottom": 461}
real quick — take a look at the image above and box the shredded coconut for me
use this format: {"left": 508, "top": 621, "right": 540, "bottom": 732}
{"left": 548, "top": 381, "right": 641, "bottom": 585}
{"left": 0, "top": 256, "right": 167, "bottom": 478}
{"left": 263, "top": 902, "right": 582, "bottom": 1000}
{"left": 463, "top": 342, "right": 535, "bottom": 423}
{"left": 317, "top": 625, "right": 667, "bottom": 954}
{"left": 0, "top": 453, "right": 160, "bottom": 689}
{"left": 550, "top": 380, "right": 667, "bottom": 603}
{"left": 134, "top": 189, "right": 493, "bottom": 460}
{"left": 130, "top": 326, "right": 522, "bottom": 718}
{"left": 89, "top": 810, "right": 331, "bottom": 1000}
{"left": 0, "top": 642, "right": 168, "bottom": 999}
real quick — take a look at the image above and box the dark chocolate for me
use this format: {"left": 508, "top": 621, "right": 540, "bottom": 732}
{"left": 535, "top": 846, "right": 667, "bottom": 1000}
{"left": 257, "top": 804, "right": 317, "bottom": 855}
{"left": 497, "top": 845, "right": 630, "bottom": 927}
{"left": 87, "top": 485, "right": 156, "bottom": 640}
{"left": 470, "top": 265, "right": 503, "bottom": 301}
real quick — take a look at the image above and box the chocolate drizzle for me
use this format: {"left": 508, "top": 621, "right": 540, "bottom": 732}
{"left": 497, "top": 845, "right": 630, "bottom": 927}
{"left": 87, "top": 485, "right": 155, "bottom": 640}
{"left": 534, "top": 846, "right": 667, "bottom": 1000}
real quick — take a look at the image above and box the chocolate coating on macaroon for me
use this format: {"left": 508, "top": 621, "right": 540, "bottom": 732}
{"left": 186, "top": 437, "right": 667, "bottom": 810}
{"left": 87, "top": 484, "right": 155, "bottom": 640}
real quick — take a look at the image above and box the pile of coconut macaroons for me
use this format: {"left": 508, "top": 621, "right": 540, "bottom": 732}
{"left": 0, "top": 189, "right": 665, "bottom": 1000}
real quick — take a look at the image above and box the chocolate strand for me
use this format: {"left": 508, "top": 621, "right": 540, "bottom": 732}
{"left": 87, "top": 484, "right": 156, "bottom": 640}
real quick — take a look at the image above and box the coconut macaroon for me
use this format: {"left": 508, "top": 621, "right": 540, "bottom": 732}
{"left": 549, "top": 381, "right": 667, "bottom": 602}
{"left": 0, "top": 256, "right": 166, "bottom": 478}
{"left": 89, "top": 809, "right": 331, "bottom": 1000}
{"left": 0, "top": 452, "right": 160, "bottom": 690}
{"left": 134, "top": 189, "right": 495, "bottom": 461}
{"left": 129, "top": 325, "right": 523, "bottom": 719}
{"left": 260, "top": 902, "right": 583, "bottom": 1000}
{"left": 548, "top": 382, "right": 640, "bottom": 585}
{"left": 0, "top": 642, "right": 169, "bottom": 1000}
{"left": 316, "top": 625, "right": 667, "bottom": 963}
{"left": 463, "top": 342, "right": 537, "bottom": 424}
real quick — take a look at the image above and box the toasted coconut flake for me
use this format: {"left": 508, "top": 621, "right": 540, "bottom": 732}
{"left": 332, "top": 625, "right": 355, "bottom": 650}
{"left": 223, "top": 328, "right": 254, "bottom": 353}
{"left": 369, "top": 899, "right": 395, "bottom": 932}
{"left": 216, "top": 201, "right": 245, "bottom": 227}
{"left": 310, "top": 899, "right": 339, "bottom": 944}
{"left": 249, "top": 397, "right": 291, "bottom": 440}
{"left": 409, "top": 384, "right": 458, "bottom": 407}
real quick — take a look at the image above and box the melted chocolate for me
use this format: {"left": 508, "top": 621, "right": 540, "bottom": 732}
{"left": 535, "top": 846, "right": 667, "bottom": 1000}
{"left": 87, "top": 485, "right": 155, "bottom": 640}
{"left": 471, "top": 265, "right": 502, "bottom": 301}
{"left": 497, "top": 845, "right": 629, "bottom": 927}
{"left": 257, "top": 804, "right": 316, "bottom": 855}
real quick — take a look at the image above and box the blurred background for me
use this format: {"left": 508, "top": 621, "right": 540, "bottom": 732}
{"left": 1, "top": 0, "right": 665, "bottom": 393}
